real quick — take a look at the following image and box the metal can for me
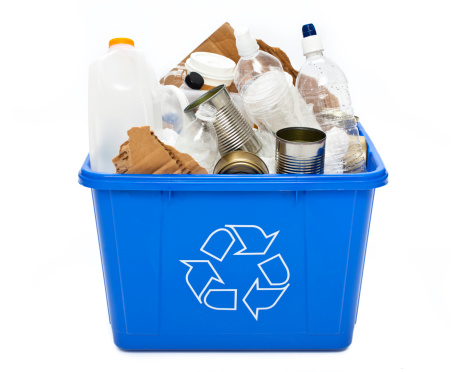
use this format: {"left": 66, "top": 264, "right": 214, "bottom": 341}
{"left": 276, "top": 127, "right": 326, "bottom": 174}
{"left": 213, "top": 151, "right": 269, "bottom": 174}
{"left": 184, "top": 85, "right": 262, "bottom": 156}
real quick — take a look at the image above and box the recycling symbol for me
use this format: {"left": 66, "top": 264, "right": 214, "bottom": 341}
{"left": 180, "top": 225, "right": 290, "bottom": 320}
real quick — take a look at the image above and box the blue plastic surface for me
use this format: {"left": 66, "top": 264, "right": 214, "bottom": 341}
{"left": 79, "top": 123, "right": 387, "bottom": 350}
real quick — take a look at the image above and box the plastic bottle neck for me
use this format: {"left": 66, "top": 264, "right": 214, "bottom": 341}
{"left": 305, "top": 50, "right": 323, "bottom": 59}
{"left": 109, "top": 43, "right": 134, "bottom": 50}
{"left": 196, "top": 105, "right": 217, "bottom": 124}
{"left": 240, "top": 50, "right": 260, "bottom": 60}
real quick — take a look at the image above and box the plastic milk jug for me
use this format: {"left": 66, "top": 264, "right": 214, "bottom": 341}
{"left": 88, "top": 38, "right": 162, "bottom": 173}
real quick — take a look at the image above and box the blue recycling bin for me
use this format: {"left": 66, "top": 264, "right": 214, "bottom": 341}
{"left": 78, "top": 123, "right": 387, "bottom": 350}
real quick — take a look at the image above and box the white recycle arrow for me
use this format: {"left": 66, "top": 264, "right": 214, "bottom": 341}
{"left": 225, "top": 225, "right": 279, "bottom": 255}
{"left": 242, "top": 278, "right": 290, "bottom": 320}
{"left": 203, "top": 289, "right": 237, "bottom": 311}
{"left": 180, "top": 260, "right": 224, "bottom": 303}
{"left": 258, "top": 254, "right": 290, "bottom": 286}
{"left": 200, "top": 228, "right": 235, "bottom": 262}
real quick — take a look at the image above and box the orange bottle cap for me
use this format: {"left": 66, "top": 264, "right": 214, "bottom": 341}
{"left": 109, "top": 38, "right": 135, "bottom": 48}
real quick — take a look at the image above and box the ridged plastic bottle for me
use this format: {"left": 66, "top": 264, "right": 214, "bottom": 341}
{"left": 234, "top": 26, "right": 321, "bottom": 136}
{"left": 295, "top": 24, "right": 365, "bottom": 174}
{"left": 233, "top": 26, "right": 283, "bottom": 94}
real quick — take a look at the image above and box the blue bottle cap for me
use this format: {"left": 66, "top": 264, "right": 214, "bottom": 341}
{"left": 302, "top": 24, "right": 317, "bottom": 38}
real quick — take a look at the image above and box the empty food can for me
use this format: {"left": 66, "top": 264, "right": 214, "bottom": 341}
{"left": 184, "top": 85, "right": 262, "bottom": 156}
{"left": 276, "top": 127, "right": 326, "bottom": 174}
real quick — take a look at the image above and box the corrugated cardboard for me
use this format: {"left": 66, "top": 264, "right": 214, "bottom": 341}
{"left": 112, "top": 126, "right": 207, "bottom": 174}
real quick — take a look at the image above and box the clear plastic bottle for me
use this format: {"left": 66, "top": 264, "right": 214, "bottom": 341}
{"left": 295, "top": 24, "right": 366, "bottom": 174}
{"left": 233, "top": 26, "right": 283, "bottom": 94}
{"left": 234, "top": 26, "right": 321, "bottom": 135}
{"left": 174, "top": 105, "right": 219, "bottom": 173}
{"left": 88, "top": 38, "right": 162, "bottom": 173}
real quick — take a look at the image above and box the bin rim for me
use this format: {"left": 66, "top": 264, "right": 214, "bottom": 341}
{"left": 78, "top": 123, "right": 388, "bottom": 191}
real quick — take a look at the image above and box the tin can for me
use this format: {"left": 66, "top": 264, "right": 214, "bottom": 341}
{"left": 184, "top": 85, "right": 262, "bottom": 156}
{"left": 213, "top": 151, "right": 269, "bottom": 174}
{"left": 276, "top": 127, "right": 326, "bottom": 174}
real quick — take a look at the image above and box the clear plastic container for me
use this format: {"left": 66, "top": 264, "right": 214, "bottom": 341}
{"left": 174, "top": 105, "right": 219, "bottom": 173}
{"left": 242, "top": 70, "right": 321, "bottom": 134}
{"left": 88, "top": 38, "right": 162, "bottom": 173}
{"left": 295, "top": 24, "right": 365, "bottom": 174}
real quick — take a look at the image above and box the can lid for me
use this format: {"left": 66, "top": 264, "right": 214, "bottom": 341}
{"left": 109, "top": 38, "right": 134, "bottom": 48}
{"left": 214, "top": 151, "right": 268, "bottom": 174}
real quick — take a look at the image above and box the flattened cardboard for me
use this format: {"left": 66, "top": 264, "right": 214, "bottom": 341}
{"left": 112, "top": 126, "right": 207, "bottom": 175}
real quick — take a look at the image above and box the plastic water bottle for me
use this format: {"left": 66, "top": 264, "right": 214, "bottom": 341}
{"left": 233, "top": 26, "right": 283, "bottom": 94}
{"left": 295, "top": 24, "right": 365, "bottom": 174}
{"left": 234, "top": 27, "right": 321, "bottom": 135}
{"left": 175, "top": 105, "right": 219, "bottom": 173}
{"left": 88, "top": 38, "right": 162, "bottom": 173}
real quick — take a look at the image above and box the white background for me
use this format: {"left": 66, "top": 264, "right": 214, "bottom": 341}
{"left": 1, "top": 0, "right": 461, "bottom": 371}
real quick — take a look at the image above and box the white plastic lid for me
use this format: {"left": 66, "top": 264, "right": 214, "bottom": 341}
{"left": 235, "top": 26, "right": 259, "bottom": 57}
{"left": 185, "top": 52, "right": 236, "bottom": 81}
{"left": 301, "top": 34, "right": 324, "bottom": 55}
